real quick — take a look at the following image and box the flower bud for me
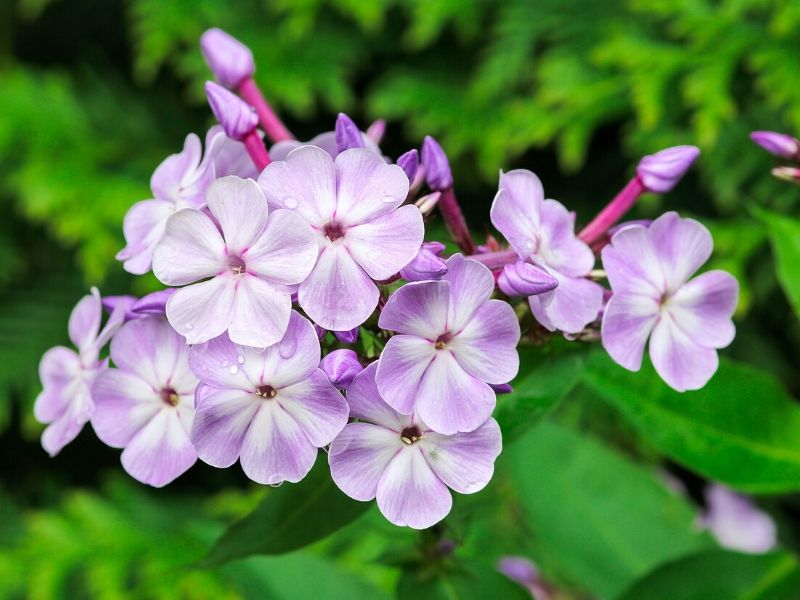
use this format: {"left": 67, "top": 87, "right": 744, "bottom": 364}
{"left": 396, "top": 149, "right": 419, "bottom": 182}
{"left": 335, "top": 113, "right": 366, "bottom": 152}
{"left": 750, "top": 131, "right": 800, "bottom": 160}
{"left": 400, "top": 242, "right": 448, "bottom": 281}
{"left": 636, "top": 145, "right": 700, "bottom": 193}
{"left": 772, "top": 166, "right": 800, "bottom": 184}
{"left": 101, "top": 295, "right": 137, "bottom": 322}
{"left": 333, "top": 327, "right": 359, "bottom": 344}
{"left": 205, "top": 81, "right": 258, "bottom": 141}
{"left": 490, "top": 383, "right": 513, "bottom": 394}
{"left": 366, "top": 119, "right": 386, "bottom": 144}
{"left": 421, "top": 135, "right": 453, "bottom": 191}
{"left": 200, "top": 28, "right": 255, "bottom": 89}
{"left": 414, "top": 191, "right": 440, "bottom": 216}
{"left": 497, "top": 556, "right": 539, "bottom": 587}
{"left": 131, "top": 289, "right": 176, "bottom": 316}
{"left": 320, "top": 349, "right": 364, "bottom": 389}
{"left": 498, "top": 261, "right": 558, "bottom": 297}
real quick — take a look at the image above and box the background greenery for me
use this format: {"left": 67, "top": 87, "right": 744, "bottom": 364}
{"left": 2, "top": 0, "right": 800, "bottom": 598}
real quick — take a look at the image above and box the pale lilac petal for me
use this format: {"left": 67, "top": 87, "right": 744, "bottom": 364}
{"left": 704, "top": 485, "right": 777, "bottom": 554}
{"left": 34, "top": 347, "right": 82, "bottom": 423}
{"left": 205, "top": 125, "right": 259, "bottom": 179}
{"left": 41, "top": 397, "right": 93, "bottom": 457}
{"left": 91, "top": 369, "right": 162, "bottom": 447}
{"left": 350, "top": 362, "right": 410, "bottom": 431}
{"left": 376, "top": 447, "right": 452, "bottom": 529}
{"left": 329, "top": 423, "right": 402, "bottom": 501}
{"left": 649, "top": 313, "right": 719, "bottom": 392}
{"left": 648, "top": 212, "right": 712, "bottom": 292}
{"left": 376, "top": 336, "right": 436, "bottom": 416}
{"left": 239, "top": 401, "right": 318, "bottom": 484}
{"left": 191, "top": 389, "right": 260, "bottom": 467}
{"left": 150, "top": 133, "right": 203, "bottom": 202}
{"left": 530, "top": 270, "right": 604, "bottom": 334}
{"left": 601, "top": 293, "right": 660, "bottom": 371}
{"left": 228, "top": 275, "right": 292, "bottom": 347}
{"left": 117, "top": 200, "right": 174, "bottom": 275}
{"left": 420, "top": 418, "right": 502, "bottom": 494}
{"left": 345, "top": 205, "right": 424, "bottom": 280}
{"left": 298, "top": 245, "right": 379, "bottom": 331}
{"left": 109, "top": 317, "right": 190, "bottom": 389}
{"left": 668, "top": 270, "right": 738, "bottom": 349}
{"left": 205, "top": 176, "right": 268, "bottom": 254}
{"left": 131, "top": 289, "right": 176, "bottom": 316}
{"left": 275, "top": 370, "right": 348, "bottom": 446}
{"left": 378, "top": 280, "right": 450, "bottom": 338}
{"left": 448, "top": 300, "right": 520, "bottom": 384}
{"left": 258, "top": 145, "right": 337, "bottom": 226}
{"left": 152, "top": 209, "right": 226, "bottom": 286}
{"left": 166, "top": 276, "right": 235, "bottom": 344}
{"left": 268, "top": 140, "right": 305, "bottom": 162}
{"left": 415, "top": 351, "right": 495, "bottom": 435}
{"left": 68, "top": 289, "right": 102, "bottom": 352}
{"left": 489, "top": 169, "right": 544, "bottom": 260}
{"left": 261, "top": 311, "right": 323, "bottom": 387}
{"left": 443, "top": 255, "right": 495, "bottom": 333}
{"left": 120, "top": 408, "right": 196, "bottom": 487}
{"left": 244, "top": 209, "right": 318, "bottom": 285}
{"left": 334, "top": 148, "right": 409, "bottom": 226}
{"left": 188, "top": 334, "right": 258, "bottom": 391}
{"left": 602, "top": 224, "right": 666, "bottom": 298}
{"left": 538, "top": 199, "right": 595, "bottom": 277}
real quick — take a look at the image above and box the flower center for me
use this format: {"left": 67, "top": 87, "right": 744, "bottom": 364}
{"left": 400, "top": 425, "right": 422, "bottom": 445}
{"left": 160, "top": 387, "right": 179, "bottom": 406}
{"left": 434, "top": 334, "right": 451, "bottom": 350}
{"left": 257, "top": 384, "right": 277, "bottom": 399}
{"left": 228, "top": 254, "right": 246, "bottom": 275}
{"left": 324, "top": 222, "right": 345, "bottom": 242}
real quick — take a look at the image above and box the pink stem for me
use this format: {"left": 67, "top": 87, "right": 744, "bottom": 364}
{"left": 244, "top": 131, "right": 271, "bottom": 171}
{"left": 466, "top": 249, "right": 518, "bottom": 269}
{"left": 439, "top": 188, "right": 476, "bottom": 254}
{"left": 238, "top": 77, "right": 294, "bottom": 143}
{"left": 578, "top": 176, "right": 646, "bottom": 245}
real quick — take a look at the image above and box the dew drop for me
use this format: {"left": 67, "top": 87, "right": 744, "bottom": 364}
{"left": 279, "top": 337, "right": 297, "bottom": 359}
{"left": 381, "top": 195, "right": 396, "bottom": 204}
{"left": 228, "top": 365, "right": 239, "bottom": 375}
{"left": 185, "top": 323, "right": 194, "bottom": 330}
{"left": 283, "top": 196, "right": 299, "bottom": 209}
{"left": 236, "top": 353, "right": 245, "bottom": 365}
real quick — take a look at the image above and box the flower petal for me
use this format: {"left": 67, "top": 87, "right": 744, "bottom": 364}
{"left": 334, "top": 148, "right": 409, "bottom": 226}
{"left": 538, "top": 199, "right": 595, "bottom": 277}
{"left": 329, "top": 423, "right": 402, "bottom": 501}
{"left": 443, "top": 255, "right": 495, "bottom": 333}
{"left": 378, "top": 280, "right": 450, "bottom": 338}
{"left": 276, "top": 370, "right": 348, "bottom": 446}
{"left": 376, "top": 335, "right": 436, "bottom": 416}
{"left": 648, "top": 212, "right": 713, "bottom": 293}
{"left": 602, "top": 224, "right": 666, "bottom": 298}
{"left": 41, "top": 392, "right": 93, "bottom": 457}
{"left": 152, "top": 209, "right": 226, "bottom": 286}
{"left": 448, "top": 300, "right": 520, "bottom": 384}
{"left": 117, "top": 200, "right": 174, "bottom": 275}
{"left": 415, "top": 351, "right": 496, "bottom": 435}
{"left": 376, "top": 447, "right": 452, "bottom": 529}
{"left": 649, "top": 313, "right": 719, "bottom": 392}
{"left": 34, "top": 347, "right": 82, "bottom": 423}
{"left": 529, "top": 270, "right": 604, "bottom": 334}
{"left": 191, "top": 388, "right": 261, "bottom": 468}
{"left": 489, "top": 169, "right": 544, "bottom": 259}
{"left": 150, "top": 133, "right": 204, "bottom": 203}
{"left": 91, "top": 369, "right": 162, "bottom": 447}
{"left": 244, "top": 209, "right": 318, "bottom": 285}
{"left": 298, "top": 245, "right": 379, "bottom": 331}
{"left": 601, "top": 293, "right": 660, "bottom": 371}
{"left": 206, "top": 176, "right": 269, "bottom": 255}
{"left": 349, "top": 362, "right": 409, "bottom": 430}
{"left": 228, "top": 275, "right": 292, "bottom": 348}
{"left": 68, "top": 289, "right": 102, "bottom": 352}
{"left": 667, "top": 270, "right": 738, "bottom": 348}
{"left": 345, "top": 205, "right": 424, "bottom": 280}
{"left": 166, "top": 276, "right": 235, "bottom": 344}
{"left": 420, "top": 417, "right": 502, "bottom": 494}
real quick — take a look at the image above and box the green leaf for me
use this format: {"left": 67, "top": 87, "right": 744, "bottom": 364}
{"left": 760, "top": 210, "right": 800, "bottom": 319}
{"left": 495, "top": 346, "right": 586, "bottom": 442}
{"left": 505, "top": 420, "right": 709, "bottom": 599}
{"left": 202, "top": 457, "right": 370, "bottom": 566}
{"left": 583, "top": 352, "right": 800, "bottom": 494}
{"left": 617, "top": 550, "right": 800, "bottom": 600}
{"left": 396, "top": 560, "right": 529, "bottom": 600}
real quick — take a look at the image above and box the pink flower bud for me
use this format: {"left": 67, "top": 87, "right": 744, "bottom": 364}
{"left": 333, "top": 327, "right": 359, "bottom": 344}
{"left": 205, "top": 81, "right": 258, "bottom": 141}
{"left": 421, "top": 135, "right": 453, "bottom": 191}
{"left": 396, "top": 149, "right": 419, "bottom": 182}
{"left": 750, "top": 131, "right": 800, "bottom": 160}
{"left": 200, "top": 28, "right": 255, "bottom": 89}
{"left": 636, "top": 145, "right": 700, "bottom": 193}
{"left": 414, "top": 191, "right": 441, "bottom": 216}
{"left": 498, "top": 261, "right": 558, "bottom": 297}
{"left": 320, "top": 349, "right": 364, "bottom": 389}
{"left": 335, "top": 113, "right": 366, "bottom": 152}
{"left": 366, "top": 119, "right": 386, "bottom": 144}
{"left": 400, "top": 242, "right": 448, "bottom": 281}
{"left": 131, "top": 289, "right": 177, "bottom": 316}
{"left": 772, "top": 166, "right": 800, "bottom": 183}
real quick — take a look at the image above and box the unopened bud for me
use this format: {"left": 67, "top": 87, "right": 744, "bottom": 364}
{"left": 200, "top": 28, "right": 255, "bottom": 90}
{"left": 772, "top": 166, "right": 800, "bottom": 184}
{"left": 205, "top": 81, "right": 258, "bottom": 141}
{"left": 320, "top": 349, "right": 364, "bottom": 389}
{"left": 636, "top": 145, "right": 700, "bottom": 193}
{"left": 421, "top": 135, "right": 453, "bottom": 191}
{"left": 498, "top": 262, "right": 558, "bottom": 297}
{"left": 335, "top": 113, "right": 366, "bottom": 152}
{"left": 366, "top": 119, "right": 386, "bottom": 144}
{"left": 751, "top": 131, "right": 800, "bottom": 160}
{"left": 414, "top": 191, "right": 441, "bottom": 216}
{"left": 396, "top": 149, "right": 419, "bottom": 182}
{"left": 400, "top": 242, "right": 448, "bottom": 282}
{"left": 333, "top": 327, "right": 359, "bottom": 344}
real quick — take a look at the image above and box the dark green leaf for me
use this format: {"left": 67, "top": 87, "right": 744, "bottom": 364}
{"left": 583, "top": 352, "right": 800, "bottom": 494}
{"left": 202, "top": 457, "right": 370, "bottom": 566}
{"left": 505, "top": 420, "right": 710, "bottom": 599}
{"left": 617, "top": 550, "right": 800, "bottom": 600}
{"left": 760, "top": 210, "right": 800, "bottom": 319}
{"left": 396, "top": 560, "right": 529, "bottom": 600}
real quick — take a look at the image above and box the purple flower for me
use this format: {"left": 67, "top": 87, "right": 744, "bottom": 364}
{"left": 636, "top": 145, "right": 700, "bottom": 194}
{"left": 34, "top": 288, "right": 126, "bottom": 456}
{"left": 329, "top": 363, "right": 501, "bottom": 529}
{"left": 490, "top": 169, "right": 604, "bottom": 334}
{"left": 205, "top": 125, "right": 259, "bottom": 180}
{"left": 497, "top": 556, "right": 553, "bottom": 600}
{"left": 703, "top": 485, "right": 776, "bottom": 554}
{"left": 320, "top": 348, "right": 364, "bottom": 389}
{"left": 421, "top": 136, "right": 453, "bottom": 191}
{"left": 269, "top": 131, "right": 381, "bottom": 162}
{"left": 335, "top": 113, "right": 366, "bottom": 152}
{"left": 396, "top": 149, "right": 419, "bottom": 182}
{"left": 258, "top": 146, "right": 424, "bottom": 331}
{"left": 200, "top": 28, "right": 255, "bottom": 90}
{"left": 399, "top": 241, "right": 448, "bottom": 282}
{"left": 117, "top": 133, "right": 216, "bottom": 275}
{"left": 188, "top": 311, "right": 349, "bottom": 484}
{"left": 91, "top": 317, "right": 198, "bottom": 487}
{"left": 497, "top": 261, "right": 558, "bottom": 297}
{"left": 376, "top": 255, "right": 520, "bottom": 434}
{"left": 601, "top": 212, "right": 738, "bottom": 391}
{"left": 152, "top": 176, "right": 318, "bottom": 347}
{"left": 205, "top": 81, "right": 258, "bottom": 142}
{"left": 750, "top": 131, "right": 800, "bottom": 160}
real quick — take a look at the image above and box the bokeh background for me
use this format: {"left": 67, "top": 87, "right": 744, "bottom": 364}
{"left": 2, "top": 0, "right": 800, "bottom": 598}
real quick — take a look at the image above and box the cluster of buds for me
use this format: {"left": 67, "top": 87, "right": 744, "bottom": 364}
{"left": 35, "top": 28, "right": 739, "bottom": 528}
{"left": 751, "top": 130, "right": 800, "bottom": 184}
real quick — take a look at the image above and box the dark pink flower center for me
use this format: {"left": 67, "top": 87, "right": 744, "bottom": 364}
{"left": 160, "top": 387, "right": 179, "bottom": 406}
{"left": 324, "top": 222, "right": 345, "bottom": 242}
{"left": 228, "top": 254, "right": 246, "bottom": 275}
{"left": 434, "top": 333, "right": 451, "bottom": 350}
{"left": 257, "top": 384, "right": 277, "bottom": 399}
{"left": 400, "top": 425, "right": 422, "bottom": 445}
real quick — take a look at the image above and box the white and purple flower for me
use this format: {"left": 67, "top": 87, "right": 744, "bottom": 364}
{"left": 188, "top": 311, "right": 349, "bottom": 485}
{"left": 376, "top": 254, "right": 520, "bottom": 435}
{"left": 490, "top": 169, "right": 604, "bottom": 334}
{"left": 329, "top": 363, "right": 502, "bottom": 529}
{"left": 91, "top": 317, "right": 198, "bottom": 487}
{"left": 258, "top": 145, "right": 424, "bottom": 331}
{"left": 601, "top": 212, "right": 738, "bottom": 391}
{"left": 152, "top": 175, "right": 318, "bottom": 347}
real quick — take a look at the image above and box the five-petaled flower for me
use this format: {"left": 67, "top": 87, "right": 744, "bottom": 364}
{"left": 329, "top": 363, "right": 502, "bottom": 529}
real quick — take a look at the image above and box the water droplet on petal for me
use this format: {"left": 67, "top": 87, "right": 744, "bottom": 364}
{"left": 236, "top": 353, "right": 245, "bottom": 365}
{"left": 185, "top": 323, "right": 193, "bottom": 330}
{"left": 284, "top": 196, "right": 299, "bottom": 209}
{"left": 382, "top": 195, "right": 396, "bottom": 204}
{"left": 228, "top": 365, "right": 239, "bottom": 375}
{"left": 279, "top": 337, "right": 297, "bottom": 359}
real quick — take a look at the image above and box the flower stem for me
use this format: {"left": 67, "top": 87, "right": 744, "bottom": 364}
{"left": 439, "top": 188, "right": 476, "bottom": 254}
{"left": 466, "top": 249, "right": 518, "bottom": 269}
{"left": 578, "top": 176, "right": 646, "bottom": 245}
{"left": 244, "top": 131, "right": 271, "bottom": 171}
{"left": 238, "top": 77, "right": 294, "bottom": 143}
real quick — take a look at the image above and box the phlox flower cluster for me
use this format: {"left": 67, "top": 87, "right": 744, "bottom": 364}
{"left": 35, "top": 27, "right": 739, "bottom": 529}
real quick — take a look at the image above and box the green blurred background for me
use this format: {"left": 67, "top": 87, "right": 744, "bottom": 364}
{"left": 2, "top": 0, "right": 800, "bottom": 598}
